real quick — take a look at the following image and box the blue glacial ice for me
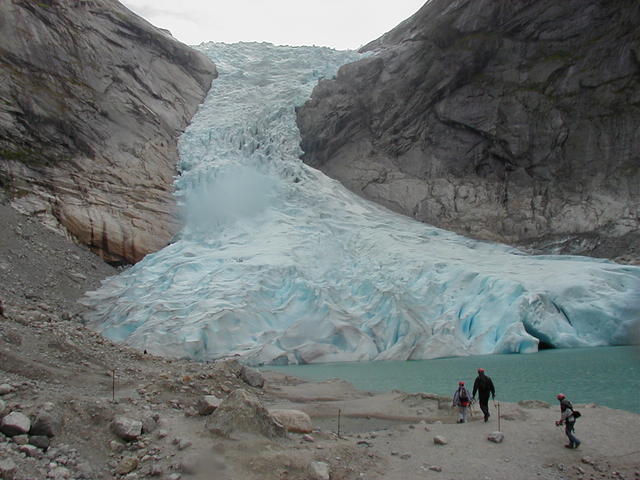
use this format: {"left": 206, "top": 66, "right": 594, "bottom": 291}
{"left": 82, "top": 42, "right": 640, "bottom": 365}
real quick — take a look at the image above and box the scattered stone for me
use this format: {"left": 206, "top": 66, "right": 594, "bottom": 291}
{"left": 239, "top": 366, "right": 265, "bottom": 388}
{"left": 400, "top": 454, "right": 411, "bottom": 460}
{"left": 488, "top": 432, "right": 505, "bottom": 443}
{"left": 309, "top": 461, "right": 330, "bottom": 480}
{"left": 0, "top": 458, "right": 17, "bottom": 480}
{"left": 12, "top": 434, "right": 29, "bottom": 445}
{"left": 269, "top": 409, "right": 313, "bottom": 433}
{"left": 156, "top": 429, "right": 168, "bottom": 439}
{"left": 116, "top": 456, "right": 139, "bottom": 475}
{"left": 302, "top": 434, "right": 314, "bottom": 442}
{"left": 172, "top": 437, "right": 192, "bottom": 451}
{"left": 31, "top": 411, "right": 62, "bottom": 437}
{"left": 47, "top": 466, "right": 71, "bottom": 479}
{"left": 581, "top": 457, "right": 595, "bottom": 465}
{"left": 141, "top": 414, "right": 158, "bottom": 434}
{"left": 0, "top": 411, "right": 31, "bottom": 436}
{"left": 429, "top": 465, "right": 443, "bottom": 472}
{"left": 19, "top": 444, "right": 44, "bottom": 458}
{"left": 0, "top": 384, "right": 15, "bottom": 396}
{"left": 149, "top": 464, "right": 163, "bottom": 476}
{"left": 197, "top": 395, "right": 222, "bottom": 416}
{"left": 29, "top": 435, "right": 51, "bottom": 450}
{"left": 109, "top": 439, "right": 125, "bottom": 453}
{"left": 0, "top": 400, "right": 5, "bottom": 414}
{"left": 433, "top": 435, "right": 448, "bottom": 445}
{"left": 391, "top": 451, "right": 399, "bottom": 456}
{"left": 111, "top": 416, "right": 142, "bottom": 441}
{"left": 356, "top": 440, "right": 371, "bottom": 447}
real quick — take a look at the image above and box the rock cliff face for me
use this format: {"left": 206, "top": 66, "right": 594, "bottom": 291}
{"left": 297, "top": 0, "right": 640, "bottom": 262}
{"left": 0, "top": 0, "right": 216, "bottom": 264}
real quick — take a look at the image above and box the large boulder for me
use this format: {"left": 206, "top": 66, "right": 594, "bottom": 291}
{"left": 197, "top": 395, "right": 222, "bottom": 416}
{"left": 205, "top": 389, "right": 286, "bottom": 438}
{"left": 297, "top": 0, "right": 640, "bottom": 263}
{"left": 268, "top": 409, "right": 313, "bottom": 434}
{"left": 111, "top": 416, "right": 142, "bottom": 441}
{"left": 240, "top": 366, "right": 265, "bottom": 388}
{"left": 0, "top": 0, "right": 217, "bottom": 264}
{"left": 30, "top": 411, "right": 62, "bottom": 437}
{"left": 0, "top": 411, "right": 31, "bottom": 436}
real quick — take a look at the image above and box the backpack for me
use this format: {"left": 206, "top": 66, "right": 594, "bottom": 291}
{"left": 572, "top": 410, "right": 581, "bottom": 419}
{"left": 459, "top": 388, "right": 469, "bottom": 403}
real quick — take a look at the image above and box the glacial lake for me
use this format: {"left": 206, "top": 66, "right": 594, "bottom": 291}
{"left": 263, "top": 346, "right": 640, "bottom": 414}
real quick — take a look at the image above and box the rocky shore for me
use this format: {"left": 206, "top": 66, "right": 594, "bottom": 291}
{"left": 1, "top": 197, "right": 639, "bottom": 480}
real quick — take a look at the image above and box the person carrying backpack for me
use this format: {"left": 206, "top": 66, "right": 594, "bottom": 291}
{"left": 472, "top": 368, "right": 496, "bottom": 422}
{"left": 555, "top": 393, "right": 581, "bottom": 449}
{"left": 452, "top": 381, "right": 471, "bottom": 423}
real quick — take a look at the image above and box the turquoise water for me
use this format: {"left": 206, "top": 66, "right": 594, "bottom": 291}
{"left": 264, "top": 346, "right": 640, "bottom": 413}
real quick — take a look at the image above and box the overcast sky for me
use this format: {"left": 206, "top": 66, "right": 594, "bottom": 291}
{"left": 120, "top": 0, "right": 426, "bottom": 50}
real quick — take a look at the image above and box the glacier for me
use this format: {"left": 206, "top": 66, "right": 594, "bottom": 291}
{"left": 82, "top": 42, "right": 640, "bottom": 365}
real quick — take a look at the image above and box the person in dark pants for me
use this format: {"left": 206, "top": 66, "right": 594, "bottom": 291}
{"left": 555, "top": 393, "right": 581, "bottom": 449}
{"left": 472, "top": 368, "right": 495, "bottom": 422}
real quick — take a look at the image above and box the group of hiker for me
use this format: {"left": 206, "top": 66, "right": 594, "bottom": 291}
{"left": 452, "top": 368, "right": 581, "bottom": 449}
{"left": 452, "top": 368, "right": 495, "bottom": 423}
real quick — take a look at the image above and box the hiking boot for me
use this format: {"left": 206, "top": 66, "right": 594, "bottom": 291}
{"left": 484, "top": 415, "right": 489, "bottom": 422}
{"left": 564, "top": 444, "right": 575, "bottom": 449}
{"left": 574, "top": 441, "right": 581, "bottom": 449}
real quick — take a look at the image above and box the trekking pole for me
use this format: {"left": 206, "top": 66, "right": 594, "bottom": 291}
{"left": 337, "top": 408, "right": 341, "bottom": 438}
{"left": 497, "top": 402, "right": 501, "bottom": 431}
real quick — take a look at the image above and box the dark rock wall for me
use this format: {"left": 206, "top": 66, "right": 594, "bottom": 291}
{"left": 297, "top": 0, "right": 640, "bottom": 262}
{"left": 0, "top": 0, "right": 217, "bottom": 264}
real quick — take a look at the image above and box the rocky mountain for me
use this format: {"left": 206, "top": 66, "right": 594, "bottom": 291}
{"left": 0, "top": 0, "right": 217, "bottom": 264}
{"left": 297, "top": 0, "right": 640, "bottom": 263}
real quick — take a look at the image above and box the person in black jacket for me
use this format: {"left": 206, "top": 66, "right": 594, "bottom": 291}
{"left": 472, "top": 368, "right": 495, "bottom": 422}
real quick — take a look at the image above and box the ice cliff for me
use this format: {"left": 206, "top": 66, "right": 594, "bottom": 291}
{"left": 83, "top": 42, "right": 640, "bottom": 365}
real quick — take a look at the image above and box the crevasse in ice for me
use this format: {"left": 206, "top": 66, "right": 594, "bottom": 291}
{"left": 82, "top": 42, "right": 640, "bottom": 365}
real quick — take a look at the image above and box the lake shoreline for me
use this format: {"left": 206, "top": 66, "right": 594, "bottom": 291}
{"left": 264, "top": 345, "right": 640, "bottom": 414}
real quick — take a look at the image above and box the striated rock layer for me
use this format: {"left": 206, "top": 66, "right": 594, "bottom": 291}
{"left": 0, "top": 0, "right": 217, "bottom": 264}
{"left": 297, "top": 0, "right": 640, "bottom": 263}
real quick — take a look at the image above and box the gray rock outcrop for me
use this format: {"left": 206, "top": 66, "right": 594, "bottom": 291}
{"left": 0, "top": 0, "right": 217, "bottom": 264}
{"left": 297, "top": 0, "right": 640, "bottom": 262}
{"left": 205, "top": 389, "right": 287, "bottom": 438}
